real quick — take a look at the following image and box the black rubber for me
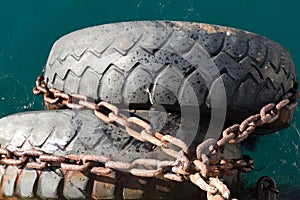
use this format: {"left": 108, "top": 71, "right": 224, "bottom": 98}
{"left": 0, "top": 109, "right": 207, "bottom": 199}
{"left": 43, "top": 21, "right": 298, "bottom": 122}
{"left": 0, "top": 110, "right": 242, "bottom": 199}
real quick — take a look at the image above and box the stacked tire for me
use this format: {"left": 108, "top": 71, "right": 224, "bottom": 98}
{"left": 0, "top": 21, "right": 297, "bottom": 199}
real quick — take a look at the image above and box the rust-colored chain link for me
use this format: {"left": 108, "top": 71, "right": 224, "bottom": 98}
{"left": 29, "top": 75, "right": 300, "bottom": 199}
{"left": 256, "top": 176, "right": 278, "bottom": 200}
{"left": 192, "top": 87, "right": 298, "bottom": 199}
{"left": 0, "top": 147, "right": 179, "bottom": 177}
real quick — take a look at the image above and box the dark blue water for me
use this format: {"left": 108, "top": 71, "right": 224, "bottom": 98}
{"left": 1, "top": 1, "right": 300, "bottom": 198}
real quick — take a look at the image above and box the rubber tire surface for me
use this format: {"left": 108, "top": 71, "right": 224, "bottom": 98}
{"left": 0, "top": 109, "right": 213, "bottom": 199}
{"left": 43, "top": 21, "right": 298, "bottom": 122}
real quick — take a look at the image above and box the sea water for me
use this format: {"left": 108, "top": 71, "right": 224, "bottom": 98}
{"left": 1, "top": 0, "right": 299, "bottom": 199}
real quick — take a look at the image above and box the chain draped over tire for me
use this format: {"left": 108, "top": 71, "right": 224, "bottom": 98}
{"left": 22, "top": 75, "right": 299, "bottom": 199}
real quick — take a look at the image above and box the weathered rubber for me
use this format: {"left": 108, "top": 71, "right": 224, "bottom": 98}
{"left": 43, "top": 21, "right": 298, "bottom": 122}
{"left": 0, "top": 110, "right": 204, "bottom": 199}
{"left": 0, "top": 110, "right": 241, "bottom": 199}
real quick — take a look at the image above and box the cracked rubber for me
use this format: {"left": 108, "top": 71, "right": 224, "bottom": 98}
{"left": 43, "top": 21, "right": 298, "bottom": 122}
{"left": 0, "top": 110, "right": 242, "bottom": 199}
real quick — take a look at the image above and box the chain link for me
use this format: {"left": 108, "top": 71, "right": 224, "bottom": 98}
{"left": 256, "top": 176, "right": 279, "bottom": 200}
{"left": 21, "top": 75, "right": 300, "bottom": 199}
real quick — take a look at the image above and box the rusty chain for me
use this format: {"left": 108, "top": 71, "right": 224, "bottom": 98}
{"left": 0, "top": 74, "right": 294, "bottom": 200}
{"left": 256, "top": 176, "right": 278, "bottom": 200}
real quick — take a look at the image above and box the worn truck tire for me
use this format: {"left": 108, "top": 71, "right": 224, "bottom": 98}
{"left": 43, "top": 21, "right": 298, "bottom": 122}
{"left": 0, "top": 110, "right": 196, "bottom": 199}
{"left": 0, "top": 110, "right": 242, "bottom": 199}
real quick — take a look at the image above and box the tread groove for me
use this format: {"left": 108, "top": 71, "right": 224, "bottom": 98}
{"left": 207, "top": 35, "right": 225, "bottom": 57}
{"left": 251, "top": 63, "right": 264, "bottom": 80}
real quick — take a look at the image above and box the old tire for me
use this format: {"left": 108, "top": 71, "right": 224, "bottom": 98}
{"left": 0, "top": 110, "right": 242, "bottom": 199}
{"left": 0, "top": 110, "right": 202, "bottom": 199}
{"left": 43, "top": 21, "right": 298, "bottom": 122}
